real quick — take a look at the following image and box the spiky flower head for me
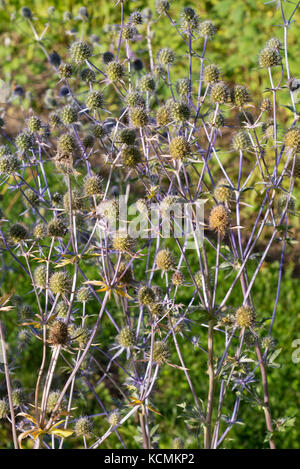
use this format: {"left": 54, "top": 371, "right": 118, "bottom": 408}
{"left": 92, "top": 124, "right": 106, "bottom": 138}
{"left": 284, "top": 127, "right": 300, "bottom": 153}
{"left": 210, "top": 81, "right": 229, "bottom": 104}
{"left": 207, "top": 111, "right": 225, "bottom": 129}
{"left": 49, "top": 112, "right": 61, "bottom": 128}
{"left": 117, "top": 262, "right": 133, "bottom": 285}
{"left": 102, "top": 51, "right": 114, "bottom": 64}
{"left": 0, "top": 154, "right": 21, "bottom": 175}
{"left": 84, "top": 175, "right": 103, "bottom": 196}
{"left": 16, "top": 131, "right": 34, "bottom": 153}
{"left": 58, "top": 63, "right": 73, "bottom": 79}
{"left": 261, "top": 336, "right": 276, "bottom": 350}
{"left": 23, "top": 188, "right": 39, "bottom": 207}
{"left": 107, "top": 410, "right": 121, "bottom": 428}
{"left": 170, "top": 136, "right": 191, "bottom": 160}
{"left": 152, "top": 285, "right": 163, "bottom": 301}
{"left": 47, "top": 217, "right": 67, "bottom": 238}
{"left": 138, "top": 286, "right": 155, "bottom": 306}
{"left": 12, "top": 389, "right": 25, "bottom": 407}
{"left": 70, "top": 41, "right": 92, "bottom": 64}
{"left": 49, "top": 320, "right": 69, "bottom": 345}
{"left": 235, "top": 306, "right": 256, "bottom": 329}
{"left": 258, "top": 47, "right": 281, "bottom": 68}
{"left": 156, "top": 0, "right": 170, "bottom": 15}
{"left": 214, "top": 179, "right": 232, "bottom": 203}
{"left": 77, "top": 286, "right": 91, "bottom": 303}
{"left": 260, "top": 97, "right": 272, "bottom": 113}
{"left": 156, "top": 249, "right": 176, "bottom": 271}
{"left": 112, "top": 232, "right": 136, "bottom": 253}
{"left": 159, "top": 195, "right": 180, "bottom": 216}
{"left": 0, "top": 399, "right": 8, "bottom": 419}
{"left": 0, "top": 145, "right": 11, "bottom": 157}
{"left": 106, "top": 61, "right": 125, "bottom": 82}
{"left": 156, "top": 106, "right": 171, "bottom": 126}
{"left": 119, "top": 128, "right": 136, "bottom": 145}
{"left": 56, "top": 301, "right": 68, "bottom": 318}
{"left": 152, "top": 341, "right": 169, "bottom": 364}
{"left": 73, "top": 327, "right": 90, "bottom": 348}
{"left": 176, "top": 78, "right": 189, "bottom": 98}
{"left": 61, "top": 105, "right": 78, "bottom": 125}
{"left": 170, "top": 101, "right": 190, "bottom": 122}
{"left": 47, "top": 391, "right": 61, "bottom": 412}
{"left": 126, "top": 91, "right": 145, "bottom": 108}
{"left": 100, "top": 199, "right": 119, "bottom": 222}
{"left": 232, "top": 130, "right": 251, "bottom": 151}
{"left": 75, "top": 417, "right": 93, "bottom": 437}
{"left": 203, "top": 64, "right": 220, "bottom": 85}
{"left": 139, "top": 74, "right": 155, "bottom": 93}
{"left": 172, "top": 270, "right": 184, "bottom": 286}
{"left": 49, "top": 272, "right": 71, "bottom": 295}
{"left": 157, "top": 48, "right": 175, "bottom": 66}
{"left": 194, "top": 269, "right": 212, "bottom": 290}
{"left": 58, "top": 134, "right": 76, "bottom": 154}
{"left": 63, "top": 190, "right": 85, "bottom": 212}
{"left": 209, "top": 205, "right": 230, "bottom": 237}
{"left": 149, "top": 302, "right": 164, "bottom": 317}
{"left": 129, "top": 107, "right": 148, "bottom": 128}
{"left": 86, "top": 91, "right": 104, "bottom": 110}
{"left": 34, "top": 265, "right": 48, "bottom": 289}
{"left": 267, "top": 37, "right": 282, "bottom": 51}
{"left": 27, "top": 115, "right": 42, "bottom": 133}
{"left": 130, "top": 10, "right": 143, "bottom": 25}
{"left": 173, "top": 437, "right": 184, "bottom": 449}
{"left": 123, "top": 24, "right": 138, "bottom": 40}
{"left": 288, "top": 156, "right": 300, "bottom": 178}
{"left": 121, "top": 145, "right": 142, "bottom": 168}
{"left": 277, "top": 194, "right": 295, "bottom": 215}
{"left": 34, "top": 223, "right": 47, "bottom": 239}
{"left": 80, "top": 68, "right": 96, "bottom": 83}
{"left": 9, "top": 223, "right": 28, "bottom": 243}
{"left": 83, "top": 134, "right": 95, "bottom": 148}
{"left": 136, "top": 198, "right": 149, "bottom": 214}
{"left": 117, "top": 326, "right": 136, "bottom": 348}
{"left": 198, "top": 20, "right": 216, "bottom": 38}
{"left": 180, "top": 7, "right": 199, "bottom": 32}
{"left": 231, "top": 85, "right": 250, "bottom": 107}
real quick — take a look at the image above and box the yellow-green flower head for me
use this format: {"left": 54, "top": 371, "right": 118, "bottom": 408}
{"left": 70, "top": 41, "right": 92, "bottom": 64}
{"left": 84, "top": 174, "right": 103, "bottom": 196}
{"left": 173, "top": 437, "right": 184, "bottom": 449}
{"left": 80, "top": 68, "right": 96, "bottom": 83}
{"left": 49, "top": 320, "right": 69, "bottom": 345}
{"left": 198, "top": 20, "right": 216, "bottom": 39}
{"left": 47, "top": 391, "right": 61, "bottom": 412}
{"left": 157, "top": 48, "right": 175, "bottom": 66}
{"left": 34, "top": 223, "right": 47, "bottom": 239}
{"left": 58, "top": 63, "right": 73, "bottom": 79}
{"left": 156, "top": 249, "right": 176, "bottom": 271}
{"left": 61, "top": 105, "right": 78, "bottom": 125}
{"left": 49, "top": 272, "right": 71, "bottom": 295}
{"left": 139, "top": 74, "right": 155, "bottom": 93}
{"left": 126, "top": 91, "right": 145, "bottom": 108}
{"left": 123, "top": 24, "right": 138, "bottom": 40}
{"left": 0, "top": 145, "right": 12, "bottom": 157}
{"left": 209, "top": 205, "right": 230, "bottom": 237}
{"left": 56, "top": 301, "right": 68, "bottom": 318}
{"left": 49, "top": 112, "right": 61, "bottom": 128}
{"left": 261, "top": 336, "right": 276, "bottom": 350}
{"left": 117, "top": 326, "right": 136, "bottom": 348}
{"left": 121, "top": 145, "right": 142, "bottom": 168}
{"left": 129, "top": 107, "right": 148, "bottom": 127}
{"left": 138, "top": 286, "right": 155, "bottom": 305}
{"left": 106, "top": 61, "right": 125, "bottom": 82}
{"left": 284, "top": 127, "right": 300, "bottom": 153}
{"left": 34, "top": 265, "right": 48, "bottom": 289}
{"left": 207, "top": 111, "right": 225, "bottom": 129}
{"left": 149, "top": 302, "right": 164, "bottom": 317}
{"left": 91, "top": 124, "right": 106, "bottom": 139}
{"left": 77, "top": 286, "right": 92, "bottom": 303}
{"left": 232, "top": 130, "right": 251, "bottom": 151}
{"left": 156, "top": 106, "right": 171, "bottom": 126}
{"left": 172, "top": 270, "right": 184, "bottom": 286}
{"left": 9, "top": 223, "right": 28, "bottom": 243}
{"left": 214, "top": 178, "right": 232, "bottom": 203}
{"left": 108, "top": 410, "right": 121, "bottom": 426}
{"left": 112, "top": 232, "right": 136, "bottom": 253}
{"left": 119, "top": 128, "right": 136, "bottom": 145}
{"left": 23, "top": 188, "right": 39, "bottom": 207}
{"left": 267, "top": 37, "right": 282, "bottom": 51}
{"left": 277, "top": 194, "right": 295, "bottom": 215}
{"left": 27, "top": 115, "right": 42, "bottom": 133}
{"left": 203, "top": 64, "right": 220, "bottom": 85}
{"left": 47, "top": 217, "right": 67, "bottom": 238}
{"left": 210, "top": 81, "right": 229, "bottom": 104}
{"left": 58, "top": 134, "right": 77, "bottom": 154}
{"left": 73, "top": 327, "right": 90, "bottom": 348}
{"left": 152, "top": 341, "right": 169, "bottom": 364}
{"left": 0, "top": 154, "right": 21, "bottom": 175}
{"left": 75, "top": 416, "right": 93, "bottom": 437}
{"left": 63, "top": 189, "right": 85, "bottom": 212}
{"left": 12, "top": 388, "right": 26, "bottom": 407}
{"left": 194, "top": 269, "right": 212, "bottom": 290}
{"left": 86, "top": 91, "right": 104, "bottom": 110}
{"left": 258, "top": 47, "right": 281, "bottom": 68}
{"left": 235, "top": 305, "right": 256, "bottom": 329}
{"left": 169, "top": 136, "right": 191, "bottom": 160}
{"left": 170, "top": 101, "right": 191, "bottom": 122}
{"left": 231, "top": 85, "right": 250, "bottom": 107}
{"left": 176, "top": 78, "right": 189, "bottom": 97}
{"left": 156, "top": 0, "right": 170, "bottom": 15}
{"left": 16, "top": 131, "right": 34, "bottom": 153}
{"left": 0, "top": 399, "right": 8, "bottom": 419}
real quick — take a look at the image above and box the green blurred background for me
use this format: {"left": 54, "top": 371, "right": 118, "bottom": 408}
{"left": 0, "top": 0, "right": 299, "bottom": 449}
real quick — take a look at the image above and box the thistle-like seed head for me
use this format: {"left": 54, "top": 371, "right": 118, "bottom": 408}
{"left": 75, "top": 416, "right": 93, "bottom": 437}
{"left": 34, "top": 265, "right": 49, "bottom": 289}
{"left": 63, "top": 190, "right": 85, "bottom": 212}
{"left": 112, "top": 232, "right": 136, "bottom": 253}
{"left": 172, "top": 270, "right": 184, "bottom": 286}
{"left": 260, "top": 97, "right": 272, "bottom": 113}
{"left": 198, "top": 20, "right": 216, "bottom": 38}
{"left": 84, "top": 175, "right": 103, "bottom": 196}
{"left": 157, "top": 48, "right": 175, "bottom": 66}
{"left": 121, "top": 145, "right": 142, "bottom": 168}
{"left": 58, "top": 63, "right": 73, "bottom": 79}
{"left": 61, "top": 105, "right": 78, "bottom": 124}
{"left": 73, "top": 327, "right": 90, "bottom": 348}
{"left": 261, "top": 336, "right": 276, "bottom": 350}
{"left": 108, "top": 410, "right": 121, "bottom": 426}
{"left": 119, "top": 128, "right": 136, "bottom": 145}
{"left": 152, "top": 341, "right": 169, "bottom": 364}
{"left": 209, "top": 205, "right": 230, "bottom": 237}
{"left": 0, "top": 154, "right": 21, "bottom": 175}
{"left": 12, "top": 389, "right": 26, "bottom": 407}
{"left": 129, "top": 107, "right": 148, "bottom": 127}
{"left": 232, "top": 130, "right": 251, "bottom": 151}
{"left": 117, "top": 326, "right": 136, "bottom": 348}
{"left": 106, "top": 61, "right": 125, "bottom": 82}
{"left": 0, "top": 399, "right": 9, "bottom": 419}
{"left": 49, "top": 272, "right": 71, "bottom": 295}
{"left": 47, "top": 217, "right": 67, "bottom": 238}
{"left": 235, "top": 306, "right": 256, "bottom": 329}
{"left": 207, "top": 111, "right": 225, "bottom": 129}
{"left": 284, "top": 127, "right": 300, "bottom": 153}
{"left": 70, "top": 41, "right": 92, "bottom": 64}
{"left": 210, "top": 81, "right": 229, "bottom": 104}
{"left": 214, "top": 179, "right": 232, "bottom": 203}
{"left": 123, "top": 24, "right": 138, "bottom": 40}
{"left": 77, "top": 286, "right": 91, "bottom": 303}
{"left": 231, "top": 85, "right": 250, "bottom": 107}
{"left": 49, "top": 112, "right": 61, "bottom": 128}
{"left": 277, "top": 194, "right": 295, "bottom": 215}
{"left": 169, "top": 136, "right": 191, "bottom": 160}
{"left": 58, "top": 134, "right": 77, "bottom": 154}
{"left": 27, "top": 115, "right": 42, "bottom": 133}
{"left": 203, "top": 64, "right": 220, "bottom": 85}
{"left": 86, "top": 91, "right": 104, "bottom": 110}
{"left": 156, "top": 106, "right": 171, "bottom": 126}
{"left": 156, "top": 249, "right": 176, "bottom": 271}
{"left": 9, "top": 223, "right": 28, "bottom": 243}
{"left": 23, "top": 188, "right": 39, "bottom": 207}
{"left": 137, "top": 286, "right": 155, "bottom": 305}
{"left": 16, "top": 131, "right": 34, "bottom": 153}
{"left": 267, "top": 37, "right": 282, "bottom": 51}
{"left": 170, "top": 101, "right": 191, "bottom": 122}
{"left": 139, "top": 74, "right": 155, "bottom": 92}
{"left": 34, "top": 223, "right": 47, "bottom": 239}
{"left": 56, "top": 301, "right": 68, "bottom": 317}
{"left": 49, "top": 320, "right": 69, "bottom": 345}
{"left": 80, "top": 68, "right": 96, "bottom": 83}
{"left": 126, "top": 91, "right": 145, "bottom": 108}
{"left": 258, "top": 47, "right": 281, "bottom": 68}
{"left": 176, "top": 78, "right": 189, "bottom": 97}
{"left": 173, "top": 437, "right": 184, "bottom": 449}
{"left": 47, "top": 391, "right": 61, "bottom": 412}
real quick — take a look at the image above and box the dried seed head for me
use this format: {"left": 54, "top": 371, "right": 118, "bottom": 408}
{"left": 75, "top": 416, "right": 93, "bottom": 437}
{"left": 34, "top": 265, "right": 48, "bottom": 289}
{"left": 139, "top": 74, "right": 155, "bottom": 92}
{"left": 210, "top": 81, "right": 229, "bottom": 104}
{"left": 152, "top": 341, "right": 169, "bottom": 364}
{"left": 47, "top": 217, "right": 67, "bottom": 238}
{"left": 156, "top": 249, "right": 176, "bottom": 272}
{"left": 70, "top": 41, "right": 92, "bottom": 64}
{"left": 258, "top": 47, "right": 280, "bottom": 68}
{"left": 108, "top": 410, "right": 121, "bottom": 426}
{"left": 156, "top": 106, "right": 171, "bottom": 126}
{"left": 232, "top": 130, "right": 251, "bottom": 151}
{"left": 49, "top": 320, "right": 69, "bottom": 345}
{"left": 9, "top": 223, "right": 28, "bottom": 243}
{"left": 49, "top": 272, "right": 71, "bottom": 295}
{"left": 121, "top": 145, "right": 142, "bottom": 168}
{"left": 214, "top": 178, "right": 232, "bottom": 203}
{"left": 84, "top": 175, "right": 103, "bottom": 196}
{"left": 86, "top": 91, "right": 104, "bottom": 110}
{"left": 231, "top": 85, "right": 250, "bottom": 107}
{"left": 235, "top": 306, "right": 256, "bottom": 329}
{"left": 138, "top": 286, "right": 155, "bottom": 305}
{"left": 169, "top": 136, "right": 191, "bottom": 160}
{"left": 198, "top": 20, "right": 216, "bottom": 38}
{"left": 106, "top": 61, "right": 125, "bottom": 82}
{"left": 171, "top": 101, "right": 191, "bottom": 122}
{"left": 209, "top": 205, "right": 230, "bottom": 237}
{"left": 284, "top": 127, "right": 300, "bottom": 153}
{"left": 129, "top": 107, "right": 148, "bottom": 127}
{"left": 157, "top": 48, "right": 175, "bottom": 66}
{"left": 172, "top": 270, "right": 184, "bottom": 286}
{"left": 203, "top": 64, "right": 220, "bottom": 85}
{"left": 61, "top": 105, "right": 78, "bottom": 124}
{"left": 112, "top": 232, "right": 136, "bottom": 253}
{"left": 117, "top": 326, "right": 136, "bottom": 348}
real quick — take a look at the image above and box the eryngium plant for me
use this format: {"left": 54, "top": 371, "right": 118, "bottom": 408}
{"left": 0, "top": 0, "right": 299, "bottom": 450}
